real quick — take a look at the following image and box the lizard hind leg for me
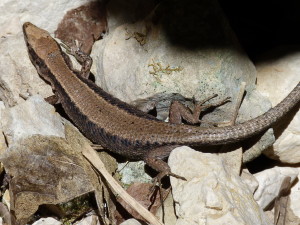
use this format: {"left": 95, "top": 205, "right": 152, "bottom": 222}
{"left": 144, "top": 145, "right": 186, "bottom": 219}
{"left": 144, "top": 145, "right": 186, "bottom": 187}
{"left": 169, "top": 94, "right": 230, "bottom": 125}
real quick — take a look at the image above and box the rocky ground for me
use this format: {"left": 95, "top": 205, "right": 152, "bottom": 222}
{"left": 0, "top": 0, "right": 300, "bottom": 224}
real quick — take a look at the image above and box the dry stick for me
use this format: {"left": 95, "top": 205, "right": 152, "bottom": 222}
{"left": 218, "top": 82, "right": 246, "bottom": 172}
{"left": 82, "top": 143, "right": 164, "bottom": 225}
{"left": 231, "top": 82, "right": 246, "bottom": 126}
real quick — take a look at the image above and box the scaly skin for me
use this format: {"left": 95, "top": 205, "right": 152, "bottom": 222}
{"left": 23, "top": 22, "right": 300, "bottom": 165}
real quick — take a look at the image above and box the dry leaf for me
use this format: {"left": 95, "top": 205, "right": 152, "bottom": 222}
{"left": 55, "top": 1, "right": 107, "bottom": 54}
{"left": 116, "top": 183, "right": 169, "bottom": 223}
{"left": 0, "top": 120, "right": 118, "bottom": 224}
{"left": 0, "top": 135, "right": 94, "bottom": 224}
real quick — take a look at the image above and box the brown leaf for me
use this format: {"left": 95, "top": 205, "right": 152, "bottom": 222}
{"left": 64, "top": 122, "right": 118, "bottom": 225}
{"left": 116, "top": 183, "right": 169, "bottom": 223}
{"left": 55, "top": 1, "right": 107, "bottom": 54}
{"left": 0, "top": 135, "right": 94, "bottom": 224}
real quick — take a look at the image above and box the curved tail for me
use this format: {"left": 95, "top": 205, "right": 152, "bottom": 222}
{"left": 183, "top": 82, "right": 300, "bottom": 145}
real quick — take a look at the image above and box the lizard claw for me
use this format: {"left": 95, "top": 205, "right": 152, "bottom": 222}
{"left": 152, "top": 170, "right": 186, "bottom": 188}
{"left": 60, "top": 40, "right": 82, "bottom": 57}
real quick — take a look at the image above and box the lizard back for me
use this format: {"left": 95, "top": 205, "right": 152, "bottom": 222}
{"left": 23, "top": 22, "right": 300, "bottom": 159}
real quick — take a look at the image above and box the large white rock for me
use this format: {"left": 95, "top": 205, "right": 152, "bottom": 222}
{"left": 0, "top": 0, "right": 91, "bottom": 37}
{"left": 120, "top": 218, "right": 142, "bottom": 225}
{"left": 0, "top": 33, "right": 53, "bottom": 106}
{"left": 287, "top": 169, "right": 300, "bottom": 220}
{"left": 91, "top": 0, "right": 276, "bottom": 166}
{"left": 0, "top": 95, "right": 65, "bottom": 145}
{"left": 0, "top": 102, "right": 4, "bottom": 110}
{"left": 91, "top": 0, "right": 261, "bottom": 127}
{"left": 241, "top": 169, "right": 259, "bottom": 194}
{"left": 32, "top": 217, "right": 62, "bottom": 225}
{"left": 253, "top": 166, "right": 298, "bottom": 210}
{"left": 74, "top": 215, "right": 100, "bottom": 225}
{"left": 0, "top": 130, "right": 6, "bottom": 154}
{"left": 0, "top": 0, "right": 93, "bottom": 107}
{"left": 168, "top": 146, "right": 271, "bottom": 225}
{"left": 256, "top": 49, "right": 300, "bottom": 163}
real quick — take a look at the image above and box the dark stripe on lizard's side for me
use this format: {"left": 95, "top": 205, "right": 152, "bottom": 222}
{"left": 26, "top": 40, "right": 157, "bottom": 159}
{"left": 74, "top": 74, "right": 159, "bottom": 122}
{"left": 23, "top": 22, "right": 300, "bottom": 154}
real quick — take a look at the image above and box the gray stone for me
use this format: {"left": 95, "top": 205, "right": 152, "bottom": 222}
{"left": 74, "top": 215, "right": 100, "bottom": 225}
{"left": 91, "top": 0, "right": 275, "bottom": 166}
{"left": 256, "top": 48, "right": 300, "bottom": 163}
{"left": 0, "top": 33, "right": 53, "bottom": 107}
{"left": 0, "top": 0, "right": 91, "bottom": 37}
{"left": 107, "top": 0, "right": 156, "bottom": 31}
{"left": 120, "top": 218, "right": 142, "bottom": 225}
{"left": 32, "top": 217, "right": 62, "bottom": 225}
{"left": 241, "top": 169, "right": 259, "bottom": 195}
{"left": 168, "top": 146, "right": 272, "bottom": 225}
{"left": 118, "top": 161, "right": 152, "bottom": 185}
{"left": 0, "top": 95, "right": 65, "bottom": 145}
{"left": 0, "top": 0, "right": 93, "bottom": 107}
{"left": 91, "top": 0, "right": 264, "bottom": 127}
{"left": 253, "top": 167, "right": 298, "bottom": 210}
{"left": 289, "top": 170, "right": 300, "bottom": 222}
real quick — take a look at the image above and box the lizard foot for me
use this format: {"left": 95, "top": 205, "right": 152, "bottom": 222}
{"left": 151, "top": 170, "right": 186, "bottom": 193}
{"left": 60, "top": 40, "right": 92, "bottom": 79}
{"left": 153, "top": 170, "right": 186, "bottom": 186}
{"left": 169, "top": 94, "right": 231, "bottom": 125}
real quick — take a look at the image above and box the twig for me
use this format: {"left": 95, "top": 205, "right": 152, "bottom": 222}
{"left": 81, "top": 143, "right": 164, "bottom": 225}
{"left": 231, "top": 82, "right": 246, "bottom": 126}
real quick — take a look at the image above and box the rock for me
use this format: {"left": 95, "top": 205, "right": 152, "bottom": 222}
{"left": 54, "top": 1, "right": 107, "bottom": 54}
{"left": 0, "top": 95, "right": 65, "bottom": 145}
{"left": 256, "top": 48, "right": 300, "bottom": 163}
{"left": 0, "top": 131, "right": 7, "bottom": 155}
{"left": 74, "top": 215, "right": 100, "bottom": 225}
{"left": 285, "top": 169, "right": 300, "bottom": 221}
{"left": 0, "top": 102, "right": 7, "bottom": 172}
{"left": 117, "top": 161, "right": 152, "bottom": 185}
{"left": 120, "top": 218, "right": 142, "bottom": 225}
{"left": 0, "top": 0, "right": 97, "bottom": 107}
{"left": 242, "top": 129, "right": 275, "bottom": 163}
{"left": 92, "top": 0, "right": 258, "bottom": 121}
{"left": 156, "top": 190, "right": 177, "bottom": 225}
{"left": 0, "top": 102, "right": 5, "bottom": 111}
{"left": 241, "top": 169, "right": 259, "bottom": 194}
{"left": 168, "top": 146, "right": 271, "bottom": 225}
{"left": 0, "top": 33, "right": 53, "bottom": 107}
{"left": 0, "top": 124, "right": 101, "bottom": 223}
{"left": 91, "top": 0, "right": 276, "bottom": 164}
{"left": 253, "top": 166, "right": 298, "bottom": 210}
{"left": 32, "top": 217, "right": 62, "bottom": 225}
{"left": 107, "top": 0, "right": 156, "bottom": 31}
{"left": 2, "top": 190, "right": 10, "bottom": 211}
{"left": 0, "top": 0, "right": 91, "bottom": 37}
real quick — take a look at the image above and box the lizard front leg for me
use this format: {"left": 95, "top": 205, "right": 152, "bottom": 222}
{"left": 169, "top": 94, "right": 230, "bottom": 124}
{"left": 60, "top": 41, "right": 93, "bottom": 79}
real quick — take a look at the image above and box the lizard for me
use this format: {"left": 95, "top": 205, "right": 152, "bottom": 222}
{"left": 23, "top": 22, "right": 300, "bottom": 180}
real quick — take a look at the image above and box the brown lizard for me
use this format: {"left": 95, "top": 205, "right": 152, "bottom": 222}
{"left": 23, "top": 22, "right": 300, "bottom": 180}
